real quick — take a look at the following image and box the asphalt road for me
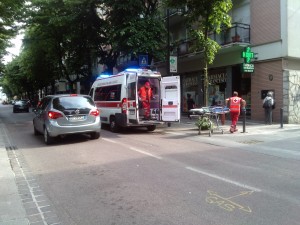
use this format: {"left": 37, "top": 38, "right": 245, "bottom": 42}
{"left": 1, "top": 104, "right": 300, "bottom": 225}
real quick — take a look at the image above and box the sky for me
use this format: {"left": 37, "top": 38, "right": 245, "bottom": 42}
{"left": 3, "top": 34, "right": 23, "bottom": 64}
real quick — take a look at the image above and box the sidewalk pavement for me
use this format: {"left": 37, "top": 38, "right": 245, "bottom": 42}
{"left": 1, "top": 116, "right": 299, "bottom": 225}
{"left": 0, "top": 122, "right": 29, "bottom": 225}
{"left": 167, "top": 115, "right": 300, "bottom": 135}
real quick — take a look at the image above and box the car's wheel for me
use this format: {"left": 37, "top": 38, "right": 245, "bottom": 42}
{"left": 26, "top": 109, "right": 29, "bottom": 113}
{"left": 147, "top": 125, "right": 156, "bottom": 132}
{"left": 13, "top": 109, "right": 16, "bottom": 113}
{"left": 90, "top": 132, "right": 100, "bottom": 139}
{"left": 34, "top": 126, "right": 39, "bottom": 136}
{"left": 44, "top": 127, "right": 54, "bottom": 145}
{"left": 110, "top": 117, "right": 120, "bottom": 133}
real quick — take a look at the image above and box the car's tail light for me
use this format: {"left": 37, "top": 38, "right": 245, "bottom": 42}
{"left": 90, "top": 109, "right": 100, "bottom": 117}
{"left": 121, "top": 98, "right": 127, "bottom": 114}
{"left": 48, "top": 111, "right": 63, "bottom": 119}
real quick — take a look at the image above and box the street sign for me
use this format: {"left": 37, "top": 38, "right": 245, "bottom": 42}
{"left": 170, "top": 56, "right": 177, "bottom": 73}
{"left": 139, "top": 55, "right": 148, "bottom": 67}
{"left": 241, "top": 63, "right": 254, "bottom": 73}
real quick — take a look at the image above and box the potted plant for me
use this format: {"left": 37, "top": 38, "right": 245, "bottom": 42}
{"left": 195, "top": 116, "right": 213, "bottom": 135}
{"left": 232, "top": 34, "right": 240, "bottom": 42}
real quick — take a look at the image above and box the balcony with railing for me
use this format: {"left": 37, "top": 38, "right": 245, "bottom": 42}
{"left": 173, "top": 23, "right": 250, "bottom": 56}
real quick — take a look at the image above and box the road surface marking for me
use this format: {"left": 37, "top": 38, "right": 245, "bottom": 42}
{"left": 102, "top": 138, "right": 162, "bottom": 159}
{"left": 129, "top": 147, "right": 162, "bottom": 159}
{"left": 102, "top": 138, "right": 117, "bottom": 143}
{"left": 186, "top": 166, "right": 261, "bottom": 192}
{"left": 206, "top": 190, "right": 253, "bottom": 213}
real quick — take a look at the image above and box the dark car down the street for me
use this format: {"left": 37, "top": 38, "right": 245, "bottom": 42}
{"left": 13, "top": 99, "right": 30, "bottom": 113}
{"left": 33, "top": 94, "right": 101, "bottom": 145}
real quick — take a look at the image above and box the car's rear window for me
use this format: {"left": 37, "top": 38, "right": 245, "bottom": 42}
{"left": 53, "top": 96, "right": 95, "bottom": 111}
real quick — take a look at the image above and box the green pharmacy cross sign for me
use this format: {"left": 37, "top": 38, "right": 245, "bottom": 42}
{"left": 242, "top": 47, "right": 254, "bottom": 63}
{"left": 241, "top": 47, "right": 255, "bottom": 73}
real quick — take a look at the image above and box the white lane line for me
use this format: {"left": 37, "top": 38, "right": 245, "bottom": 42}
{"left": 102, "top": 138, "right": 162, "bottom": 159}
{"left": 186, "top": 166, "right": 262, "bottom": 192}
{"left": 102, "top": 138, "right": 260, "bottom": 191}
{"left": 165, "top": 131, "right": 187, "bottom": 135}
{"left": 102, "top": 138, "right": 117, "bottom": 143}
{"left": 129, "top": 147, "right": 162, "bottom": 160}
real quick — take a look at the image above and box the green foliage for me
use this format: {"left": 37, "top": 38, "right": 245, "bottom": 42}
{"left": 100, "top": 0, "right": 165, "bottom": 70}
{"left": 195, "top": 116, "right": 213, "bottom": 130}
{"left": 0, "top": 0, "right": 25, "bottom": 70}
{"left": 1, "top": 0, "right": 167, "bottom": 96}
{"left": 166, "top": 0, "right": 232, "bottom": 106}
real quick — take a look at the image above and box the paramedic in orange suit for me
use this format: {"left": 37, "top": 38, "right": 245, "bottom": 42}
{"left": 225, "top": 91, "right": 246, "bottom": 132}
{"left": 138, "top": 81, "right": 153, "bottom": 119}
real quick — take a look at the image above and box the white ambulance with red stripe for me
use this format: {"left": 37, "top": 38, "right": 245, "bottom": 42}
{"left": 89, "top": 68, "right": 180, "bottom": 132}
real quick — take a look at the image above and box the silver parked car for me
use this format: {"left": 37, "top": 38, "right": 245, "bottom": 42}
{"left": 33, "top": 94, "right": 101, "bottom": 144}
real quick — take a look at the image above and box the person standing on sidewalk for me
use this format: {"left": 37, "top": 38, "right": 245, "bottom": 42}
{"left": 225, "top": 91, "right": 246, "bottom": 133}
{"left": 263, "top": 91, "right": 275, "bottom": 125}
{"left": 187, "top": 93, "right": 195, "bottom": 119}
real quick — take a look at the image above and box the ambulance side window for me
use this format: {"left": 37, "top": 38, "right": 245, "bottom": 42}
{"left": 127, "top": 82, "right": 136, "bottom": 100}
{"left": 164, "top": 85, "right": 178, "bottom": 99}
{"left": 94, "top": 85, "right": 121, "bottom": 101}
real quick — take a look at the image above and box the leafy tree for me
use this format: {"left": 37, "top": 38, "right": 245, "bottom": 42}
{"left": 99, "top": 0, "right": 165, "bottom": 73}
{"left": 25, "top": 0, "right": 106, "bottom": 93}
{"left": 0, "top": 0, "right": 25, "bottom": 72}
{"left": 166, "top": 0, "right": 232, "bottom": 105}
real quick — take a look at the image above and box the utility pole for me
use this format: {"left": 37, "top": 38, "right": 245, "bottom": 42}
{"left": 166, "top": 8, "right": 170, "bottom": 77}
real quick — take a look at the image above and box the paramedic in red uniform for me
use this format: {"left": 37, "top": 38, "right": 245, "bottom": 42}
{"left": 138, "top": 81, "right": 153, "bottom": 120}
{"left": 225, "top": 91, "right": 246, "bottom": 133}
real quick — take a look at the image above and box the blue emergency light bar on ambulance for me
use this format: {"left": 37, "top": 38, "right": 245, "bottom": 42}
{"left": 89, "top": 68, "right": 181, "bottom": 133}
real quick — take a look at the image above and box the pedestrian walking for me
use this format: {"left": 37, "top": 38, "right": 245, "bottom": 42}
{"left": 263, "top": 91, "right": 275, "bottom": 125}
{"left": 225, "top": 91, "right": 246, "bottom": 133}
{"left": 187, "top": 93, "right": 195, "bottom": 119}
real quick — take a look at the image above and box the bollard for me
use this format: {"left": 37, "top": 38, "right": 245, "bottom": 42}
{"left": 242, "top": 109, "right": 246, "bottom": 133}
{"left": 280, "top": 108, "right": 283, "bottom": 128}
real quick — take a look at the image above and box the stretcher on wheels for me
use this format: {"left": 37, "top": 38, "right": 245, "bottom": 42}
{"left": 189, "top": 106, "right": 230, "bottom": 136}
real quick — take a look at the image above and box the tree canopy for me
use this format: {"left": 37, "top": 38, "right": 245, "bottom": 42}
{"left": 0, "top": 0, "right": 25, "bottom": 72}
{"left": 1, "top": 0, "right": 233, "bottom": 102}
{"left": 166, "top": 0, "right": 232, "bottom": 105}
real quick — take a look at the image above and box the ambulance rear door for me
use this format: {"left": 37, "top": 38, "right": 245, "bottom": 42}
{"left": 126, "top": 72, "right": 139, "bottom": 122}
{"left": 160, "top": 76, "right": 180, "bottom": 122}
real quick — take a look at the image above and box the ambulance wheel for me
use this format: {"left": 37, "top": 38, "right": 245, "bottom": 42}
{"left": 147, "top": 125, "right": 156, "bottom": 132}
{"left": 110, "top": 117, "right": 120, "bottom": 133}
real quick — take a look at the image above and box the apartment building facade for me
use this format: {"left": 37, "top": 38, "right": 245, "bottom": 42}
{"left": 154, "top": 0, "right": 300, "bottom": 123}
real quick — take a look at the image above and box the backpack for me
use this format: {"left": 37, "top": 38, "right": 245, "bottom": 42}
{"left": 263, "top": 99, "right": 272, "bottom": 108}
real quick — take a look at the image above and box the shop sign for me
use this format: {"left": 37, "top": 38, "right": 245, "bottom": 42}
{"left": 241, "top": 47, "right": 255, "bottom": 73}
{"left": 208, "top": 73, "right": 227, "bottom": 84}
{"left": 183, "top": 76, "right": 198, "bottom": 88}
{"left": 242, "top": 47, "right": 254, "bottom": 63}
{"left": 242, "top": 63, "right": 254, "bottom": 73}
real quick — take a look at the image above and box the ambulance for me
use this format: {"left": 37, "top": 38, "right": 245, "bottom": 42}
{"left": 89, "top": 68, "right": 180, "bottom": 132}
